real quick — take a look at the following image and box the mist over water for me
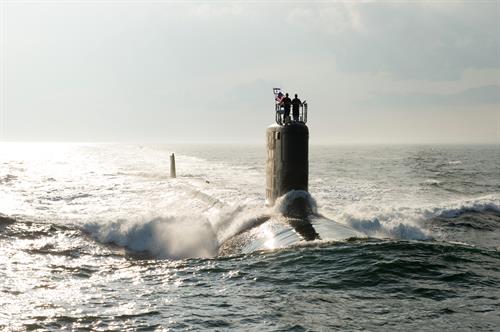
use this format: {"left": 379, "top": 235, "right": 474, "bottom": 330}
{"left": 1, "top": 143, "right": 499, "bottom": 330}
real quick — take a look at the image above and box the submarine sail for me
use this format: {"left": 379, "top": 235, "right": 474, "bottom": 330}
{"left": 266, "top": 92, "right": 309, "bottom": 209}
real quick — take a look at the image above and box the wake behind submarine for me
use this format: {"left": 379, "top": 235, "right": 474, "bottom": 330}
{"left": 219, "top": 90, "right": 362, "bottom": 255}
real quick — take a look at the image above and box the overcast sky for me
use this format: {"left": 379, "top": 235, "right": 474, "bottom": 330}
{"left": 0, "top": 0, "right": 499, "bottom": 144}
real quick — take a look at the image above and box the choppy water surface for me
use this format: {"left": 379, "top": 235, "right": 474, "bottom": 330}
{"left": 1, "top": 143, "right": 499, "bottom": 330}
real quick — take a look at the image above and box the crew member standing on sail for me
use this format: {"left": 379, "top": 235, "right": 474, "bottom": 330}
{"left": 291, "top": 94, "right": 302, "bottom": 121}
{"left": 281, "top": 93, "right": 292, "bottom": 122}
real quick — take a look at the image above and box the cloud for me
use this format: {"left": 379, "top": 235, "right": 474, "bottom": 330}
{"left": 361, "top": 85, "right": 500, "bottom": 109}
{"left": 287, "top": 2, "right": 363, "bottom": 34}
{"left": 286, "top": 2, "right": 499, "bottom": 80}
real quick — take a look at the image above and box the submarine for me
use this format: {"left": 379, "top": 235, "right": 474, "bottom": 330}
{"left": 218, "top": 91, "right": 362, "bottom": 255}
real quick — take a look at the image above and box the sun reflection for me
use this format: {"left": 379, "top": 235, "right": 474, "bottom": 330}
{"left": 260, "top": 224, "right": 276, "bottom": 250}
{"left": 0, "top": 142, "right": 76, "bottom": 160}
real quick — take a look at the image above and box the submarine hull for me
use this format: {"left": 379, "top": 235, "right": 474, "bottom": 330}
{"left": 218, "top": 214, "right": 364, "bottom": 256}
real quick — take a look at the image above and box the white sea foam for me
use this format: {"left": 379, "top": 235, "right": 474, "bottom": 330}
{"left": 337, "top": 205, "right": 432, "bottom": 240}
{"left": 84, "top": 201, "right": 275, "bottom": 259}
{"left": 423, "top": 194, "right": 500, "bottom": 219}
{"left": 333, "top": 194, "right": 500, "bottom": 241}
{"left": 274, "top": 190, "right": 317, "bottom": 216}
{"left": 85, "top": 216, "right": 219, "bottom": 259}
{"left": 423, "top": 179, "right": 441, "bottom": 185}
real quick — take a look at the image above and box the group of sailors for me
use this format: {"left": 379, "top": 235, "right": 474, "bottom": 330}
{"left": 278, "top": 93, "right": 303, "bottom": 123}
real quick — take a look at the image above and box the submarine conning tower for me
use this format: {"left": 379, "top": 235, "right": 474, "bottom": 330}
{"left": 266, "top": 99, "right": 309, "bottom": 206}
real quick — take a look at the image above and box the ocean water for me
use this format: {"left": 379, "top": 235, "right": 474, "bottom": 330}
{"left": 0, "top": 143, "right": 499, "bottom": 331}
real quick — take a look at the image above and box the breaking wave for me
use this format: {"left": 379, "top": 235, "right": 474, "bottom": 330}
{"left": 424, "top": 195, "right": 500, "bottom": 219}
{"left": 83, "top": 203, "right": 273, "bottom": 259}
{"left": 335, "top": 194, "right": 500, "bottom": 241}
{"left": 84, "top": 216, "right": 218, "bottom": 259}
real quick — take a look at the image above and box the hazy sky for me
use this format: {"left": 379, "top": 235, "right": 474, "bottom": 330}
{"left": 1, "top": 0, "right": 499, "bottom": 144}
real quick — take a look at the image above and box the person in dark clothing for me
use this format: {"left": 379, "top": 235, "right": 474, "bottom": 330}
{"left": 292, "top": 94, "right": 302, "bottom": 121}
{"left": 281, "top": 93, "right": 292, "bottom": 123}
